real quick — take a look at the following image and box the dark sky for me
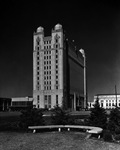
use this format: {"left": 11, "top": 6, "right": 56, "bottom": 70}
{"left": 0, "top": 1, "right": 120, "bottom": 101}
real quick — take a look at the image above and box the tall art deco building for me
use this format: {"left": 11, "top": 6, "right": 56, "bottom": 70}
{"left": 33, "top": 24, "right": 84, "bottom": 110}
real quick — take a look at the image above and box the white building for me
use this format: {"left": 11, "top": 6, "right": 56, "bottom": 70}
{"left": 92, "top": 94, "right": 120, "bottom": 109}
{"left": 33, "top": 24, "right": 84, "bottom": 110}
{"left": 11, "top": 97, "right": 33, "bottom": 110}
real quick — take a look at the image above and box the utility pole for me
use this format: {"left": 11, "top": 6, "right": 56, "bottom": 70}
{"left": 115, "top": 85, "right": 117, "bottom": 107}
{"left": 79, "top": 49, "right": 87, "bottom": 110}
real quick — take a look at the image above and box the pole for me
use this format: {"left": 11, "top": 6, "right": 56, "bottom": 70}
{"left": 79, "top": 49, "right": 87, "bottom": 110}
{"left": 115, "top": 85, "right": 117, "bottom": 107}
{"left": 84, "top": 53, "right": 87, "bottom": 109}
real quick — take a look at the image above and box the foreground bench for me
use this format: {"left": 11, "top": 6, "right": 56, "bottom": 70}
{"left": 28, "top": 125, "right": 103, "bottom": 135}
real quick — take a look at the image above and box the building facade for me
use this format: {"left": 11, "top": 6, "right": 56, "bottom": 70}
{"left": 90, "top": 94, "right": 120, "bottom": 109}
{"left": 10, "top": 97, "right": 33, "bottom": 111}
{"left": 33, "top": 24, "right": 84, "bottom": 110}
{"left": 0, "top": 98, "right": 11, "bottom": 111}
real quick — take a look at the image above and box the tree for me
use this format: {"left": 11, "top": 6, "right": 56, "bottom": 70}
{"left": 51, "top": 106, "right": 74, "bottom": 125}
{"left": 107, "top": 107, "right": 120, "bottom": 133}
{"left": 19, "top": 108, "right": 44, "bottom": 130}
{"left": 88, "top": 98, "right": 107, "bottom": 129}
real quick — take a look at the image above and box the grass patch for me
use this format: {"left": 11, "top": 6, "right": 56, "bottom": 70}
{"left": 0, "top": 132, "right": 120, "bottom": 150}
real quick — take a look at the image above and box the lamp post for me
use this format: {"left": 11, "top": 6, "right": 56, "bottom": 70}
{"left": 79, "top": 48, "right": 87, "bottom": 110}
{"left": 115, "top": 85, "right": 117, "bottom": 107}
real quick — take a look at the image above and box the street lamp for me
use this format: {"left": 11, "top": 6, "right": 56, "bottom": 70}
{"left": 79, "top": 48, "right": 87, "bottom": 110}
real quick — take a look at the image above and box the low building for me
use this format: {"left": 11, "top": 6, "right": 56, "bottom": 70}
{"left": 0, "top": 98, "right": 11, "bottom": 111}
{"left": 93, "top": 94, "right": 120, "bottom": 109}
{"left": 87, "top": 101, "right": 95, "bottom": 109}
{"left": 10, "top": 97, "right": 33, "bottom": 111}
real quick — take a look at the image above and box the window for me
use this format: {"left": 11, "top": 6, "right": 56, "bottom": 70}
{"left": 37, "top": 95, "right": 39, "bottom": 103}
{"left": 56, "top": 81, "right": 58, "bottom": 84}
{"left": 56, "top": 86, "right": 58, "bottom": 89}
{"left": 56, "top": 39, "right": 58, "bottom": 43}
{"left": 44, "top": 95, "right": 47, "bottom": 108}
{"left": 48, "top": 95, "right": 51, "bottom": 108}
{"left": 101, "top": 103, "right": 103, "bottom": 107}
{"left": 56, "top": 95, "right": 58, "bottom": 106}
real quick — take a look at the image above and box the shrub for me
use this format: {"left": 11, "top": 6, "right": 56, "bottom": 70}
{"left": 88, "top": 98, "right": 107, "bottom": 129}
{"left": 51, "top": 106, "right": 74, "bottom": 125}
{"left": 114, "top": 134, "right": 120, "bottom": 141}
{"left": 115, "top": 128, "right": 120, "bottom": 135}
{"left": 103, "top": 130, "right": 113, "bottom": 142}
{"left": 107, "top": 107, "right": 120, "bottom": 132}
{"left": 19, "top": 108, "right": 44, "bottom": 130}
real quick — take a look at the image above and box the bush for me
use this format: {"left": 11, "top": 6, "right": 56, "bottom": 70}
{"left": 88, "top": 98, "right": 107, "bottom": 129}
{"left": 19, "top": 108, "right": 44, "bottom": 130}
{"left": 103, "top": 130, "right": 113, "bottom": 142}
{"left": 107, "top": 108, "right": 120, "bottom": 132}
{"left": 114, "top": 134, "right": 120, "bottom": 141}
{"left": 51, "top": 106, "right": 74, "bottom": 125}
{"left": 115, "top": 128, "right": 120, "bottom": 135}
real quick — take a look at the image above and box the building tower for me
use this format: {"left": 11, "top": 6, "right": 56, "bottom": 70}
{"left": 33, "top": 24, "right": 84, "bottom": 110}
